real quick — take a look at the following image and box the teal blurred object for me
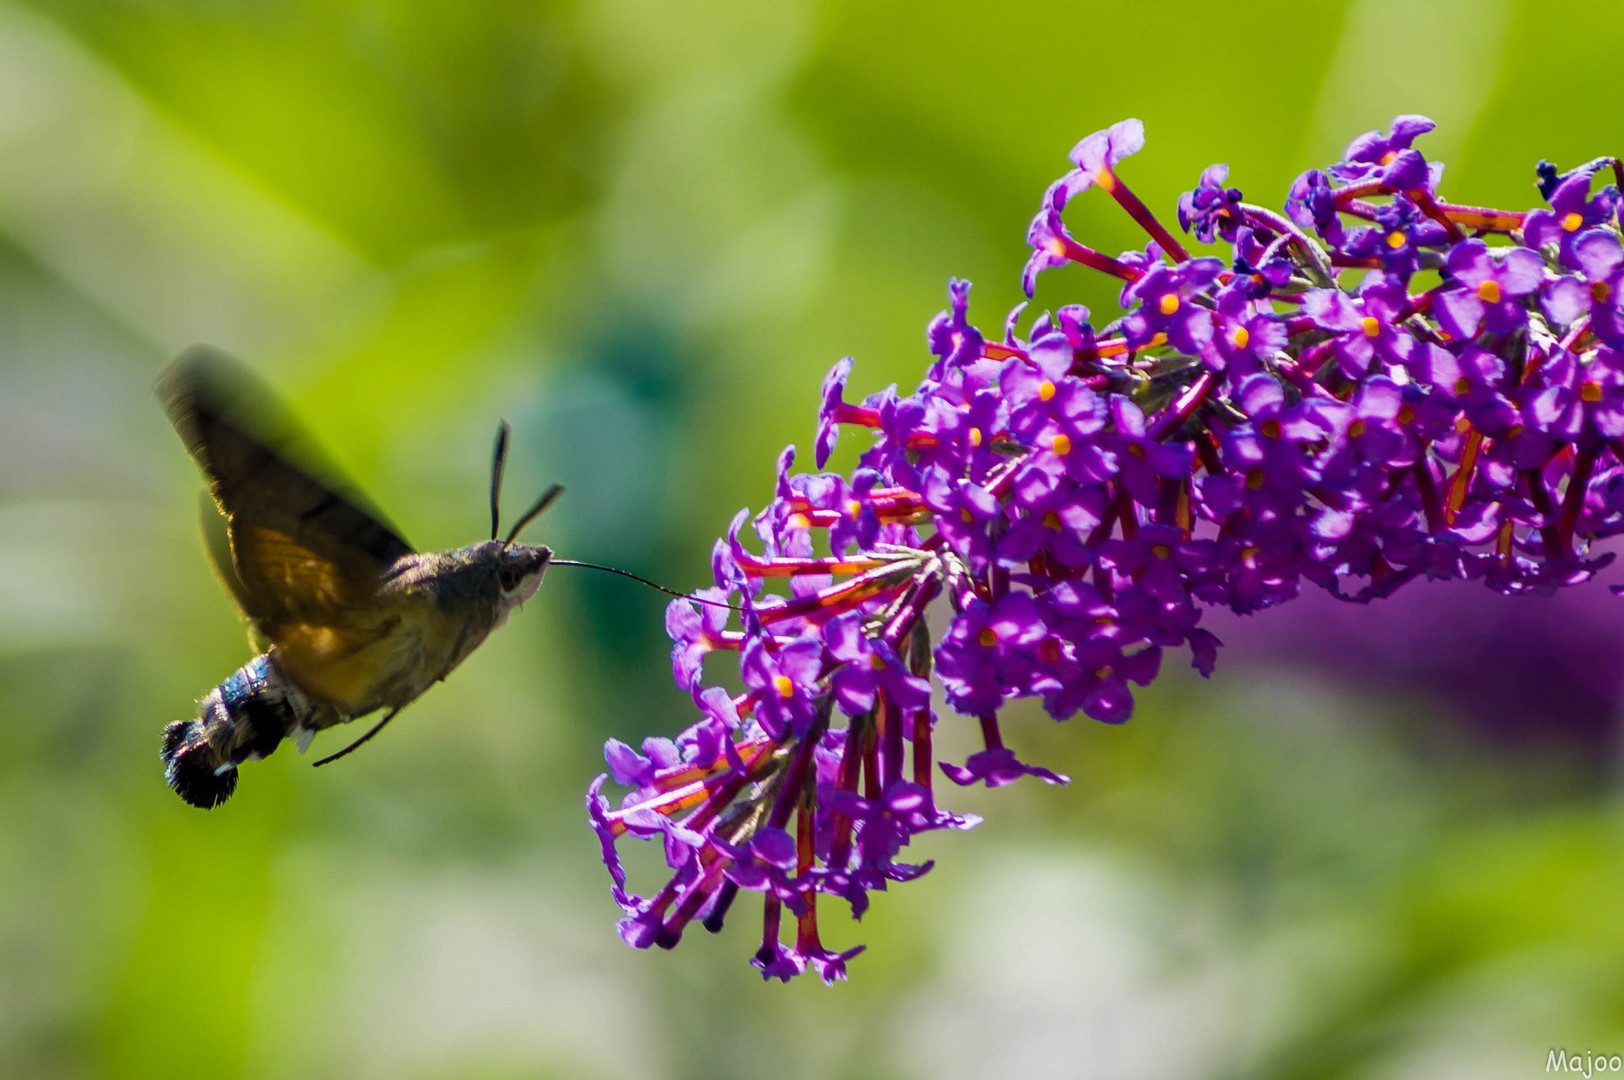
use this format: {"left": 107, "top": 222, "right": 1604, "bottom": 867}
{"left": 2, "top": 0, "right": 1624, "bottom": 1076}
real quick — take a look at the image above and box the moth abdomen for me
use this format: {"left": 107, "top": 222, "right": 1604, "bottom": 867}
{"left": 161, "top": 653, "right": 316, "bottom": 809}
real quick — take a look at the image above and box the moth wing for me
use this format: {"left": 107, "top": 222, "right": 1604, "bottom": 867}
{"left": 159, "top": 346, "right": 415, "bottom": 628}
{"left": 196, "top": 490, "right": 271, "bottom": 653}
{"left": 271, "top": 603, "right": 412, "bottom": 716}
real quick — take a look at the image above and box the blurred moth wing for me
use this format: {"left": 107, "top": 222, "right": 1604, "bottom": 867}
{"left": 160, "top": 347, "right": 415, "bottom": 704}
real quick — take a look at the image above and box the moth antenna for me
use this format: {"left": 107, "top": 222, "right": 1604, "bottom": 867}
{"left": 550, "top": 558, "right": 743, "bottom": 611}
{"left": 490, "top": 420, "right": 511, "bottom": 542}
{"left": 503, "top": 483, "right": 564, "bottom": 547}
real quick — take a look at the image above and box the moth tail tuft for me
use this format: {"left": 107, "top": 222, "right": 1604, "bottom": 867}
{"left": 161, "top": 720, "right": 238, "bottom": 809}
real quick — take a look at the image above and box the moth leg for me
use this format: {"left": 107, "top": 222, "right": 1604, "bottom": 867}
{"left": 312, "top": 706, "right": 402, "bottom": 768}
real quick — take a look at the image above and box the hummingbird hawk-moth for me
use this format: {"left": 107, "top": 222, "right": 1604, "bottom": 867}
{"left": 158, "top": 348, "right": 561, "bottom": 808}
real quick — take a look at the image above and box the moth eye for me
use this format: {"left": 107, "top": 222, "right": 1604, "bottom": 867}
{"left": 499, "top": 566, "right": 523, "bottom": 592}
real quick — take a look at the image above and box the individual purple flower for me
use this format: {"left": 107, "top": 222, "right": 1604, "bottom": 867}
{"left": 1543, "top": 229, "right": 1624, "bottom": 347}
{"left": 941, "top": 745, "right": 1069, "bottom": 787}
{"left": 1097, "top": 396, "right": 1188, "bottom": 506}
{"left": 1302, "top": 273, "right": 1415, "bottom": 379}
{"left": 814, "top": 356, "right": 855, "bottom": 468}
{"left": 927, "top": 277, "right": 985, "bottom": 374}
{"left": 1119, "top": 258, "right": 1225, "bottom": 356}
{"left": 1570, "top": 347, "right": 1624, "bottom": 441}
{"left": 1042, "top": 636, "right": 1163, "bottom": 723}
{"left": 1043, "top": 118, "right": 1146, "bottom": 211}
{"left": 825, "top": 613, "right": 932, "bottom": 716}
{"left": 1210, "top": 281, "right": 1288, "bottom": 374}
{"left": 1004, "top": 366, "right": 1115, "bottom": 493}
{"left": 1465, "top": 391, "right": 1561, "bottom": 472}
{"left": 1220, "top": 373, "right": 1337, "bottom": 489}
{"left": 998, "top": 482, "right": 1108, "bottom": 569}
{"left": 920, "top": 472, "right": 1001, "bottom": 573}
{"left": 666, "top": 587, "right": 735, "bottom": 691}
{"left": 1329, "top": 115, "right": 1436, "bottom": 186}
{"left": 935, "top": 592, "right": 1049, "bottom": 715}
{"left": 1342, "top": 198, "right": 1448, "bottom": 279}
{"left": 740, "top": 636, "right": 823, "bottom": 739}
{"left": 1285, "top": 168, "right": 1346, "bottom": 247}
{"left": 1526, "top": 172, "right": 1621, "bottom": 260}
{"left": 1178, "top": 163, "right": 1242, "bottom": 243}
{"left": 1319, "top": 376, "right": 1420, "bottom": 482}
{"left": 1096, "top": 524, "right": 1211, "bottom": 607}
{"left": 1434, "top": 239, "right": 1545, "bottom": 339}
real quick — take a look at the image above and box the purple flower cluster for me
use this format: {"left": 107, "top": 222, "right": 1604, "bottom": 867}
{"left": 588, "top": 115, "right": 1624, "bottom": 981}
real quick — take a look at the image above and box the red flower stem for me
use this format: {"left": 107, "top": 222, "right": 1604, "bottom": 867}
{"left": 756, "top": 895, "right": 783, "bottom": 961}
{"left": 758, "top": 564, "right": 916, "bottom": 626}
{"left": 604, "top": 738, "right": 778, "bottom": 837}
{"left": 1149, "top": 371, "right": 1218, "bottom": 440}
{"left": 912, "top": 707, "right": 933, "bottom": 793}
{"left": 1238, "top": 203, "right": 1335, "bottom": 281}
{"left": 1408, "top": 188, "right": 1466, "bottom": 243}
{"left": 1523, "top": 470, "right": 1567, "bottom": 560}
{"left": 1413, "top": 453, "right": 1445, "bottom": 533}
{"left": 1333, "top": 181, "right": 1384, "bottom": 200}
{"left": 1496, "top": 518, "right": 1515, "bottom": 562}
{"left": 862, "top": 716, "right": 881, "bottom": 801}
{"left": 832, "top": 403, "right": 881, "bottom": 428}
{"left": 880, "top": 691, "right": 904, "bottom": 790}
{"left": 701, "top": 879, "right": 740, "bottom": 933}
{"left": 983, "top": 342, "right": 1028, "bottom": 361}
{"left": 1292, "top": 340, "right": 1335, "bottom": 377}
{"left": 879, "top": 570, "right": 943, "bottom": 645}
{"left": 660, "top": 857, "right": 731, "bottom": 945}
{"left": 763, "top": 717, "right": 825, "bottom": 836}
{"left": 794, "top": 786, "right": 822, "bottom": 957}
{"left": 736, "top": 555, "right": 895, "bottom": 577}
{"left": 1095, "top": 336, "right": 1131, "bottom": 358}
{"left": 826, "top": 714, "right": 867, "bottom": 867}
{"left": 1445, "top": 427, "right": 1484, "bottom": 525}
{"left": 977, "top": 713, "right": 1005, "bottom": 752}
{"left": 1103, "top": 174, "right": 1191, "bottom": 263}
{"left": 1558, "top": 317, "right": 1593, "bottom": 359}
{"left": 641, "top": 735, "right": 773, "bottom": 794}
{"left": 1047, "top": 233, "right": 1144, "bottom": 282}
{"left": 1559, "top": 448, "right": 1599, "bottom": 552}
{"left": 1438, "top": 202, "right": 1525, "bottom": 232}
{"left": 985, "top": 457, "right": 1025, "bottom": 501}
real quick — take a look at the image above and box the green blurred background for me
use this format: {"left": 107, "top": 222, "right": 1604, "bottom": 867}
{"left": 3, "top": 0, "right": 1624, "bottom": 1076}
